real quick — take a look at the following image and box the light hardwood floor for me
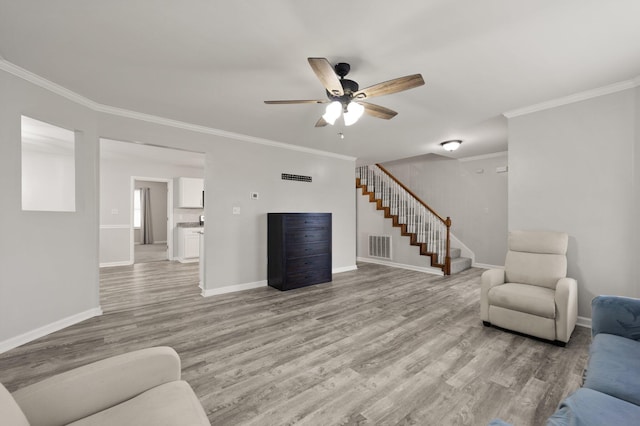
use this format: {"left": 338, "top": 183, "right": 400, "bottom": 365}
{"left": 134, "top": 242, "right": 168, "bottom": 263}
{"left": 0, "top": 262, "right": 590, "bottom": 425}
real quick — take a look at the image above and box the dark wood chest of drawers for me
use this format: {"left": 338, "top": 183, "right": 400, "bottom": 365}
{"left": 267, "top": 213, "right": 332, "bottom": 291}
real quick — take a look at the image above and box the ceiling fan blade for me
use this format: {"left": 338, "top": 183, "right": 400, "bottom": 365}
{"left": 264, "top": 99, "right": 327, "bottom": 104}
{"left": 354, "top": 74, "right": 425, "bottom": 99}
{"left": 315, "top": 116, "right": 328, "bottom": 127}
{"left": 308, "top": 57, "right": 344, "bottom": 97}
{"left": 360, "top": 102, "right": 398, "bottom": 120}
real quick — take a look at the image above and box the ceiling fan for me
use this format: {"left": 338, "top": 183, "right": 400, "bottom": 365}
{"left": 264, "top": 58, "right": 425, "bottom": 127}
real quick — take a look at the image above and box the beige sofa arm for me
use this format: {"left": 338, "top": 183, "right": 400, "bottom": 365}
{"left": 555, "top": 277, "right": 578, "bottom": 343}
{"left": 13, "top": 347, "right": 181, "bottom": 426}
{"left": 481, "top": 268, "right": 505, "bottom": 321}
{"left": 1, "top": 383, "right": 29, "bottom": 426}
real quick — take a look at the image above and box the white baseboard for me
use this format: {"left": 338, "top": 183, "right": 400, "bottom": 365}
{"left": 0, "top": 307, "right": 103, "bottom": 354}
{"left": 201, "top": 280, "right": 267, "bottom": 297}
{"left": 356, "top": 257, "right": 444, "bottom": 276}
{"left": 100, "top": 260, "right": 133, "bottom": 268}
{"left": 472, "top": 263, "right": 504, "bottom": 270}
{"left": 177, "top": 258, "right": 199, "bottom": 264}
{"left": 332, "top": 265, "right": 358, "bottom": 274}
{"left": 201, "top": 266, "right": 356, "bottom": 297}
{"left": 576, "top": 316, "right": 592, "bottom": 329}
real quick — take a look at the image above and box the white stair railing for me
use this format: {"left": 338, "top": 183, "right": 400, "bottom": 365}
{"left": 356, "top": 164, "right": 451, "bottom": 273}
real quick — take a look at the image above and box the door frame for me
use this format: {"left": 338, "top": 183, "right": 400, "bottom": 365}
{"left": 130, "top": 176, "right": 173, "bottom": 263}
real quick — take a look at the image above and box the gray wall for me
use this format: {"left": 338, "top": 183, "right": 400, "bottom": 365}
{"left": 0, "top": 67, "right": 357, "bottom": 349}
{"left": 375, "top": 152, "right": 508, "bottom": 266}
{"left": 508, "top": 87, "right": 640, "bottom": 319}
{"left": 0, "top": 71, "right": 100, "bottom": 346}
{"left": 134, "top": 180, "right": 168, "bottom": 244}
{"left": 97, "top": 115, "right": 357, "bottom": 290}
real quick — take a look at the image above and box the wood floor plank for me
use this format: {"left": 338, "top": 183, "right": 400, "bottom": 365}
{"left": 0, "top": 262, "right": 590, "bottom": 425}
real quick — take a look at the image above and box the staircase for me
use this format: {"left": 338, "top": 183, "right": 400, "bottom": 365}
{"left": 356, "top": 164, "right": 472, "bottom": 275}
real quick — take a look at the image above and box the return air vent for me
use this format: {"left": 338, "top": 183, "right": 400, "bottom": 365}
{"left": 281, "top": 173, "right": 312, "bottom": 183}
{"left": 369, "top": 235, "right": 392, "bottom": 259}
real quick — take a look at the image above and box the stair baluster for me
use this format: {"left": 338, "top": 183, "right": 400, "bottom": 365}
{"left": 355, "top": 164, "right": 452, "bottom": 275}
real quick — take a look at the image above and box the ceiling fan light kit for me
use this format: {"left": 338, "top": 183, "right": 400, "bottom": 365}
{"left": 322, "top": 101, "right": 342, "bottom": 125}
{"left": 343, "top": 101, "right": 365, "bottom": 126}
{"left": 265, "top": 57, "right": 425, "bottom": 127}
{"left": 441, "top": 140, "right": 462, "bottom": 152}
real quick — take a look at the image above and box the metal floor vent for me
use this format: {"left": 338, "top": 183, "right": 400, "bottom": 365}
{"left": 369, "top": 235, "right": 392, "bottom": 259}
{"left": 281, "top": 173, "right": 312, "bottom": 183}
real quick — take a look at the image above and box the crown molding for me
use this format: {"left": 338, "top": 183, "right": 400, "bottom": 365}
{"left": 0, "top": 58, "right": 356, "bottom": 162}
{"left": 458, "top": 151, "right": 508, "bottom": 162}
{"left": 0, "top": 59, "right": 101, "bottom": 109}
{"left": 504, "top": 77, "right": 640, "bottom": 118}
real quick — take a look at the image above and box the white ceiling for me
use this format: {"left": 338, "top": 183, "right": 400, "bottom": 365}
{"left": 2, "top": 1, "right": 640, "bottom": 164}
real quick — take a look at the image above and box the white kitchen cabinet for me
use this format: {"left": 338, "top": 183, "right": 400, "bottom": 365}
{"left": 177, "top": 227, "right": 203, "bottom": 263}
{"left": 176, "top": 177, "right": 204, "bottom": 208}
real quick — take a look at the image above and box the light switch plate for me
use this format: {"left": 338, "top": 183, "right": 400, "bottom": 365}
{"left": 232, "top": 207, "right": 241, "bottom": 215}
{"left": 250, "top": 192, "right": 259, "bottom": 200}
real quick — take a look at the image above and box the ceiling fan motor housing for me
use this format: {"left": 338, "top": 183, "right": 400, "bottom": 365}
{"left": 326, "top": 78, "right": 359, "bottom": 105}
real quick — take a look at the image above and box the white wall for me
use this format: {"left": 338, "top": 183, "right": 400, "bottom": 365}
{"left": 204, "top": 141, "right": 357, "bottom": 289}
{"left": 508, "top": 87, "right": 640, "bottom": 319}
{"left": 0, "top": 71, "right": 100, "bottom": 348}
{"left": 0, "top": 65, "right": 357, "bottom": 351}
{"left": 21, "top": 148, "right": 76, "bottom": 212}
{"left": 367, "top": 152, "right": 508, "bottom": 266}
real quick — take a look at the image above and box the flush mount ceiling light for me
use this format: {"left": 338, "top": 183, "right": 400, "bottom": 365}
{"left": 440, "top": 140, "right": 462, "bottom": 152}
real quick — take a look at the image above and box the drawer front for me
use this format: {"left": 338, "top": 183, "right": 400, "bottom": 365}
{"left": 284, "top": 214, "right": 330, "bottom": 230}
{"left": 286, "top": 254, "right": 330, "bottom": 274}
{"left": 286, "top": 241, "right": 330, "bottom": 258}
{"left": 284, "top": 268, "right": 332, "bottom": 289}
{"left": 285, "top": 228, "right": 329, "bottom": 244}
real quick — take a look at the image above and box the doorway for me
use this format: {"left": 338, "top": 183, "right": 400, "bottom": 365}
{"left": 132, "top": 178, "right": 171, "bottom": 264}
{"left": 98, "top": 138, "right": 205, "bottom": 271}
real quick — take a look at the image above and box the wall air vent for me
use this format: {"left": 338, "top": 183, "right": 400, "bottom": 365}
{"left": 281, "top": 173, "right": 312, "bottom": 183}
{"left": 369, "top": 235, "right": 392, "bottom": 259}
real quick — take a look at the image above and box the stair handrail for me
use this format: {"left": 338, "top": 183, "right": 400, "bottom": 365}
{"left": 358, "top": 164, "right": 452, "bottom": 275}
{"left": 376, "top": 164, "right": 448, "bottom": 224}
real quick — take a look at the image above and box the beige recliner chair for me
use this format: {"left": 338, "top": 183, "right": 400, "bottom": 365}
{"left": 481, "top": 230, "right": 578, "bottom": 346}
{"left": 0, "top": 347, "right": 210, "bottom": 426}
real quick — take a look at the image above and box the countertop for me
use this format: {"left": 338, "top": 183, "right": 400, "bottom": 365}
{"left": 176, "top": 222, "right": 204, "bottom": 228}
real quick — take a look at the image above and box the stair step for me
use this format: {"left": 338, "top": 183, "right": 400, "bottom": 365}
{"left": 449, "top": 247, "right": 461, "bottom": 260}
{"left": 449, "top": 257, "right": 472, "bottom": 274}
